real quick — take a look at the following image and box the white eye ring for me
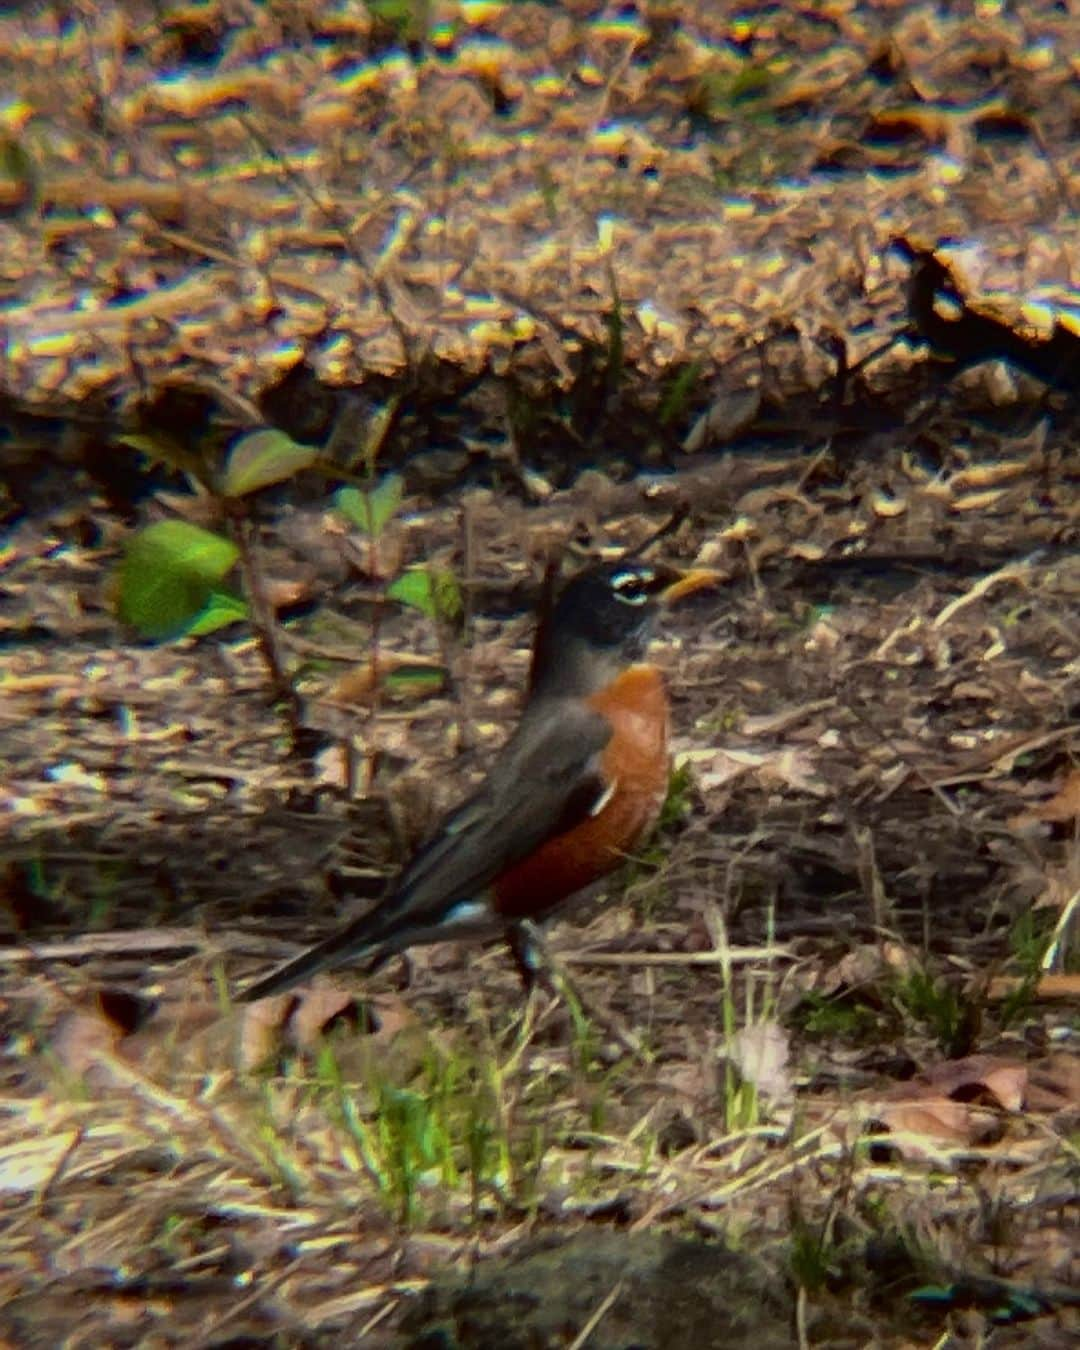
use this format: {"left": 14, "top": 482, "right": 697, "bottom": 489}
{"left": 610, "top": 567, "right": 653, "bottom": 605}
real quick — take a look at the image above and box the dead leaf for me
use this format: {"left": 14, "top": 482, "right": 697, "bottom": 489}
{"left": 236, "top": 981, "right": 417, "bottom": 1065}
{"left": 691, "top": 743, "right": 828, "bottom": 796}
{"left": 0, "top": 1124, "right": 82, "bottom": 1195}
{"left": 48, "top": 988, "right": 160, "bottom": 1081}
{"left": 688, "top": 747, "right": 757, "bottom": 791}
{"left": 237, "top": 993, "right": 295, "bottom": 1071}
{"left": 812, "top": 942, "right": 910, "bottom": 997}
{"left": 863, "top": 1052, "right": 1039, "bottom": 1159}
{"left": 1025, "top": 1053, "right": 1080, "bottom": 1113}
{"left": 331, "top": 654, "right": 447, "bottom": 707}
{"left": 741, "top": 699, "right": 836, "bottom": 737}
{"left": 1011, "top": 769, "right": 1080, "bottom": 827}
{"left": 987, "top": 972, "right": 1080, "bottom": 1002}
{"left": 264, "top": 575, "right": 314, "bottom": 610}
{"left": 922, "top": 1054, "right": 1028, "bottom": 1112}
{"left": 950, "top": 680, "right": 995, "bottom": 701}
{"left": 684, "top": 387, "right": 761, "bottom": 451}
{"left": 950, "top": 459, "right": 1032, "bottom": 490}
{"left": 658, "top": 1058, "right": 717, "bottom": 1107}
{"left": 731, "top": 1021, "right": 793, "bottom": 1104}
{"left": 757, "top": 746, "right": 829, "bottom": 797}
{"left": 871, "top": 1094, "right": 974, "bottom": 1145}
{"left": 51, "top": 1008, "right": 125, "bottom": 1078}
{"left": 288, "top": 978, "right": 362, "bottom": 1049}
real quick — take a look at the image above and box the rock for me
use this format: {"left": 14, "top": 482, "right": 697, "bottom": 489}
{"left": 396, "top": 1228, "right": 792, "bottom": 1349}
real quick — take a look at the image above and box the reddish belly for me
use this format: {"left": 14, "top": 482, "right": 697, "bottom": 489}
{"left": 494, "top": 666, "right": 670, "bottom": 919}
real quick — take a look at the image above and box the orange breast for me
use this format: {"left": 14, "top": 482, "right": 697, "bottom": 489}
{"left": 493, "top": 665, "right": 670, "bottom": 919}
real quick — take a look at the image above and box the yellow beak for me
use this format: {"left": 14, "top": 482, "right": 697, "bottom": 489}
{"left": 659, "top": 567, "right": 722, "bottom": 605}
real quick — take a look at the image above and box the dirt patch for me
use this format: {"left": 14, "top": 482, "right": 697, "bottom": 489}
{"left": 398, "top": 1229, "right": 795, "bottom": 1349}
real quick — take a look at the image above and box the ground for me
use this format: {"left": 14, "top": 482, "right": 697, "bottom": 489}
{"left": 1, "top": 2, "right": 1079, "bottom": 1347}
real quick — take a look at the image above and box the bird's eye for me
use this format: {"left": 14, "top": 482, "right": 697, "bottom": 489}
{"left": 610, "top": 567, "right": 654, "bottom": 605}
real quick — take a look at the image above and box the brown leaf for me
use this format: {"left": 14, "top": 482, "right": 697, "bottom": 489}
{"left": 690, "top": 744, "right": 828, "bottom": 797}
{"left": 1011, "top": 769, "right": 1080, "bottom": 827}
{"left": 237, "top": 994, "right": 294, "bottom": 1071}
{"left": 810, "top": 942, "right": 909, "bottom": 998}
{"left": 922, "top": 1054, "right": 1028, "bottom": 1112}
{"left": 868, "top": 1078, "right": 1008, "bottom": 1158}
{"left": 658, "top": 1059, "right": 717, "bottom": 1108}
{"left": 987, "top": 973, "right": 1080, "bottom": 1002}
{"left": 331, "top": 654, "right": 447, "bottom": 707}
{"left": 1025, "top": 1053, "right": 1080, "bottom": 1113}
{"left": 684, "top": 387, "right": 761, "bottom": 451}
{"left": 50, "top": 1008, "right": 125, "bottom": 1078}
{"left": 872, "top": 1094, "right": 975, "bottom": 1147}
{"left": 263, "top": 575, "right": 314, "bottom": 610}
{"left": 287, "top": 978, "right": 362, "bottom": 1049}
{"left": 236, "top": 982, "right": 417, "bottom": 1065}
{"left": 864, "top": 1053, "right": 1037, "bottom": 1157}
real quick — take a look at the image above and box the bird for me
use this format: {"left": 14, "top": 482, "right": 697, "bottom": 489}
{"left": 237, "top": 556, "right": 717, "bottom": 1006}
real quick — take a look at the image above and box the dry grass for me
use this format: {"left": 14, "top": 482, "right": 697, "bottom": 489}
{"left": 0, "top": 0, "right": 1076, "bottom": 436}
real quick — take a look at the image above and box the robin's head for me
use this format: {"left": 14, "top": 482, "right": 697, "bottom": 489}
{"left": 529, "top": 559, "right": 718, "bottom": 696}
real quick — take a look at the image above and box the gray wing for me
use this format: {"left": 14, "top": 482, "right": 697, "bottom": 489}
{"left": 237, "top": 699, "right": 611, "bottom": 1002}
{"left": 361, "top": 697, "right": 613, "bottom": 942}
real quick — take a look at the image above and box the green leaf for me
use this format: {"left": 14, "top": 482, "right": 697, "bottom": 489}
{"left": 384, "top": 664, "right": 446, "bottom": 696}
{"left": 659, "top": 358, "right": 704, "bottom": 426}
{"left": 222, "top": 428, "right": 317, "bottom": 497}
{"left": 116, "top": 432, "right": 212, "bottom": 487}
{"left": 0, "top": 133, "right": 38, "bottom": 216}
{"left": 387, "top": 567, "right": 461, "bottom": 623}
{"left": 186, "top": 589, "right": 249, "bottom": 636}
{"left": 334, "top": 474, "right": 403, "bottom": 538}
{"left": 386, "top": 568, "right": 435, "bottom": 618}
{"left": 117, "top": 520, "right": 239, "bottom": 640}
{"left": 333, "top": 487, "right": 365, "bottom": 529}
{"left": 366, "top": 474, "right": 404, "bottom": 536}
{"left": 431, "top": 569, "right": 462, "bottom": 623}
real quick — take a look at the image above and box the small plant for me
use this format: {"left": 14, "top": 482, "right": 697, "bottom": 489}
{"left": 788, "top": 1211, "right": 841, "bottom": 1294}
{"left": 603, "top": 271, "right": 625, "bottom": 398}
{"left": 0, "top": 99, "right": 38, "bottom": 217}
{"left": 86, "top": 859, "right": 125, "bottom": 930}
{"left": 315, "top": 1038, "right": 510, "bottom": 1225}
{"left": 333, "top": 472, "right": 463, "bottom": 702}
{"left": 996, "top": 907, "right": 1052, "bottom": 1026}
{"left": 659, "top": 759, "right": 695, "bottom": 831}
{"left": 365, "top": 0, "right": 432, "bottom": 48}
{"left": 891, "top": 966, "right": 975, "bottom": 1057}
{"left": 658, "top": 358, "right": 705, "bottom": 427}
{"left": 1009, "top": 905, "right": 1053, "bottom": 973}
{"left": 386, "top": 566, "right": 462, "bottom": 626}
{"left": 334, "top": 474, "right": 403, "bottom": 554}
{"left": 115, "top": 418, "right": 463, "bottom": 748}
{"left": 116, "top": 426, "right": 321, "bottom": 641}
{"left": 117, "top": 518, "right": 246, "bottom": 641}
{"left": 721, "top": 1051, "right": 760, "bottom": 1131}
{"left": 792, "top": 990, "right": 882, "bottom": 1043}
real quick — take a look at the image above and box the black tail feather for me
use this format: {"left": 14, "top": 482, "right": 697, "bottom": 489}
{"left": 236, "top": 932, "right": 387, "bottom": 1003}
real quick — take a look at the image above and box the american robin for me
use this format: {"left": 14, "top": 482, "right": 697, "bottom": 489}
{"left": 238, "top": 557, "right": 716, "bottom": 1005}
